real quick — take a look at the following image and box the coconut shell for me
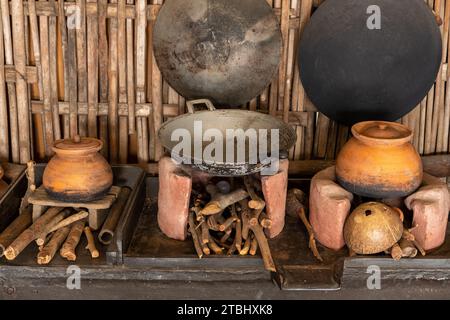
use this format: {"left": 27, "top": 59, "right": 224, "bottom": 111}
{"left": 344, "top": 202, "right": 404, "bottom": 255}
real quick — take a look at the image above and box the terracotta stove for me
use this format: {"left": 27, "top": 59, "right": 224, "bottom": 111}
{"left": 157, "top": 155, "right": 289, "bottom": 241}
{"left": 309, "top": 166, "right": 450, "bottom": 252}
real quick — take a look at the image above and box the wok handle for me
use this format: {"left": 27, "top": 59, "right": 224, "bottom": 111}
{"left": 186, "top": 99, "right": 216, "bottom": 113}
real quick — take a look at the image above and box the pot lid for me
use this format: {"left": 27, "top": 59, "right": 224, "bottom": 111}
{"left": 352, "top": 121, "right": 412, "bottom": 145}
{"left": 53, "top": 135, "right": 103, "bottom": 155}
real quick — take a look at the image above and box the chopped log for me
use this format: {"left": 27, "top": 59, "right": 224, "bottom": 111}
{"left": 4, "top": 207, "right": 64, "bottom": 260}
{"left": 259, "top": 213, "right": 273, "bottom": 229}
{"left": 249, "top": 221, "right": 276, "bottom": 272}
{"left": 403, "top": 229, "right": 426, "bottom": 256}
{"left": 37, "top": 226, "right": 70, "bottom": 265}
{"left": 239, "top": 200, "right": 251, "bottom": 240}
{"left": 35, "top": 208, "right": 72, "bottom": 246}
{"left": 84, "top": 226, "right": 99, "bottom": 258}
{"left": 188, "top": 211, "right": 203, "bottom": 258}
{"left": 200, "top": 189, "right": 248, "bottom": 216}
{"left": 231, "top": 204, "right": 242, "bottom": 252}
{"left": 60, "top": 220, "right": 86, "bottom": 261}
{"left": 244, "top": 176, "right": 265, "bottom": 210}
{"left": 99, "top": 187, "right": 130, "bottom": 245}
{"left": 286, "top": 188, "right": 323, "bottom": 262}
{"left": 200, "top": 220, "right": 209, "bottom": 244}
{"left": 0, "top": 209, "right": 32, "bottom": 257}
{"left": 399, "top": 238, "right": 418, "bottom": 258}
{"left": 390, "top": 243, "right": 403, "bottom": 261}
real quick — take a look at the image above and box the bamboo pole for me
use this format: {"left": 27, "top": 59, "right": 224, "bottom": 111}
{"left": 48, "top": 0, "right": 61, "bottom": 141}
{"left": 76, "top": 0, "right": 88, "bottom": 137}
{"left": 108, "top": 0, "right": 119, "bottom": 163}
{"left": 126, "top": 0, "right": 135, "bottom": 135}
{"left": 118, "top": 0, "right": 127, "bottom": 163}
{"left": 87, "top": 0, "right": 98, "bottom": 138}
{"left": 11, "top": 0, "right": 31, "bottom": 163}
{"left": 98, "top": 0, "right": 109, "bottom": 158}
{"left": 0, "top": 4, "right": 8, "bottom": 161}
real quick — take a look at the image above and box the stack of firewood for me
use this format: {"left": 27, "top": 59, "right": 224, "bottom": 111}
{"left": 188, "top": 176, "right": 276, "bottom": 272}
{"left": 0, "top": 207, "right": 99, "bottom": 264}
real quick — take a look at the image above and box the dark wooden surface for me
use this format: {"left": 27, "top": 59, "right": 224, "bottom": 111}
{"left": 1, "top": 175, "right": 450, "bottom": 299}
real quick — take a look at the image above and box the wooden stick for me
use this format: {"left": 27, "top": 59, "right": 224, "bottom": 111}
{"left": 98, "top": 187, "right": 129, "bottom": 244}
{"left": 220, "top": 226, "right": 233, "bottom": 243}
{"left": 84, "top": 226, "right": 99, "bottom": 258}
{"left": 98, "top": 0, "right": 109, "bottom": 157}
{"left": 390, "top": 243, "right": 403, "bottom": 261}
{"left": 188, "top": 211, "right": 203, "bottom": 258}
{"left": 200, "top": 189, "right": 249, "bottom": 216}
{"left": 108, "top": 0, "right": 119, "bottom": 163}
{"left": 48, "top": 211, "right": 88, "bottom": 234}
{"left": 76, "top": 0, "right": 88, "bottom": 137}
{"left": 200, "top": 221, "right": 209, "bottom": 244}
{"left": 126, "top": 0, "right": 135, "bottom": 134}
{"left": 208, "top": 234, "right": 224, "bottom": 255}
{"left": 4, "top": 207, "right": 64, "bottom": 260}
{"left": 239, "top": 200, "right": 251, "bottom": 241}
{"left": 250, "top": 235, "right": 258, "bottom": 256}
{"left": 0, "top": 209, "right": 32, "bottom": 257}
{"left": 249, "top": 222, "right": 276, "bottom": 272}
{"left": 244, "top": 176, "right": 265, "bottom": 210}
{"left": 259, "top": 213, "right": 273, "bottom": 229}
{"left": 239, "top": 234, "right": 252, "bottom": 256}
{"left": 37, "top": 226, "right": 70, "bottom": 264}
{"left": 58, "top": 0, "right": 70, "bottom": 138}
{"left": 35, "top": 208, "right": 72, "bottom": 246}
{"left": 218, "top": 216, "right": 237, "bottom": 232}
{"left": 48, "top": 0, "right": 61, "bottom": 140}
{"left": 60, "top": 219, "right": 86, "bottom": 261}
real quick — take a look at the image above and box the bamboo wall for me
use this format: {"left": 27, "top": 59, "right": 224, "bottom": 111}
{"left": 0, "top": 0, "right": 449, "bottom": 165}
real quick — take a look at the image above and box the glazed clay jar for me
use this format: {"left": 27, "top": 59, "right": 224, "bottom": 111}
{"left": 43, "top": 135, "right": 113, "bottom": 202}
{"left": 336, "top": 121, "right": 423, "bottom": 198}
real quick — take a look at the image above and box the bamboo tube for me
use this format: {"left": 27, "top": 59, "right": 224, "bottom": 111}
{"left": 48, "top": 0, "right": 60, "bottom": 141}
{"left": 87, "top": 0, "right": 98, "bottom": 137}
{"left": 98, "top": 0, "right": 109, "bottom": 158}
{"left": 136, "top": 0, "right": 147, "bottom": 163}
{"left": 11, "top": 0, "right": 31, "bottom": 163}
{"left": 4, "top": 207, "right": 64, "bottom": 260}
{"left": 117, "top": 0, "right": 127, "bottom": 164}
{"left": 279, "top": 0, "right": 290, "bottom": 123}
{"left": 1, "top": 0, "right": 19, "bottom": 163}
{"left": 60, "top": 219, "right": 85, "bottom": 261}
{"left": 151, "top": 3, "right": 162, "bottom": 161}
{"left": 76, "top": 0, "right": 88, "bottom": 137}
{"left": 58, "top": 0, "right": 70, "bottom": 139}
{"left": 98, "top": 187, "right": 130, "bottom": 245}
{"left": 108, "top": 0, "right": 119, "bottom": 163}
{"left": 27, "top": 0, "right": 43, "bottom": 99}
{"left": 126, "top": 0, "right": 135, "bottom": 134}
{"left": 38, "top": 3, "right": 55, "bottom": 157}
{"left": 0, "top": 4, "right": 8, "bottom": 161}
{"left": 67, "top": 6, "right": 78, "bottom": 138}
{"left": 0, "top": 209, "right": 32, "bottom": 257}
{"left": 37, "top": 226, "right": 70, "bottom": 264}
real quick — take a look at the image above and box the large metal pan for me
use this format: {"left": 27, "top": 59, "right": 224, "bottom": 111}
{"left": 153, "top": 0, "right": 282, "bottom": 107}
{"left": 158, "top": 100, "right": 296, "bottom": 176}
{"left": 298, "top": 0, "right": 442, "bottom": 126}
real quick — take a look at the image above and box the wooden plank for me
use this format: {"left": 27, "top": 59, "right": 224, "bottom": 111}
{"left": 1, "top": 0, "right": 19, "bottom": 162}
{"left": 0, "top": 3, "right": 8, "bottom": 161}
{"left": 87, "top": 0, "right": 98, "bottom": 137}
{"left": 11, "top": 0, "right": 31, "bottom": 163}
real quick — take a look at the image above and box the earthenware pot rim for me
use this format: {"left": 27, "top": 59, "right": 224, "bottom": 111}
{"left": 52, "top": 136, "right": 103, "bottom": 156}
{"left": 351, "top": 121, "right": 413, "bottom": 146}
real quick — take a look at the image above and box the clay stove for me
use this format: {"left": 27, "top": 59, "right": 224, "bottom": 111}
{"left": 157, "top": 155, "right": 289, "bottom": 241}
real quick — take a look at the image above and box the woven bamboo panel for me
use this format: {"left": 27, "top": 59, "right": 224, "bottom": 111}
{"left": 0, "top": 0, "right": 448, "bottom": 165}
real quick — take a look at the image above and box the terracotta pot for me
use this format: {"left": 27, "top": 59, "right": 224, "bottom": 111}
{"left": 336, "top": 121, "right": 423, "bottom": 198}
{"left": 43, "top": 135, "right": 113, "bottom": 202}
{"left": 344, "top": 202, "right": 404, "bottom": 255}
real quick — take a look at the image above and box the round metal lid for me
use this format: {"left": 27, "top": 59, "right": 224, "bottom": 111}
{"left": 53, "top": 136, "right": 103, "bottom": 155}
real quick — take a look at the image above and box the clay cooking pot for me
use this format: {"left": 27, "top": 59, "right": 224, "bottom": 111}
{"left": 43, "top": 135, "right": 113, "bottom": 202}
{"left": 336, "top": 121, "right": 423, "bottom": 198}
{"left": 344, "top": 202, "right": 404, "bottom": 255}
